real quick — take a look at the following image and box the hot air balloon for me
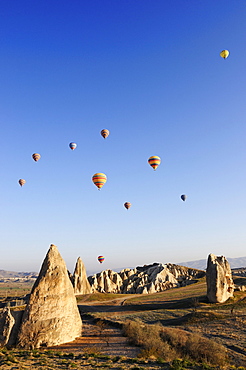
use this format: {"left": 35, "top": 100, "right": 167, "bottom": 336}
{"left": 98, "top": 255, "right": 105, "bottom": 264}
{"left": 32, "top": 153, "right": 41, "bottom": 162}
{"left": 19, "top": 179, "right": 26, "bottom": 187}
{"left": 148, "top": 156, "right": 161, "bottom": 170}
{"left": 124, "top": 202, "right": 131, "bottom": 210}
{"left": 69, "top": 142, "right": 77, "bottom": 150}
{"left": 92, "top": 173, "right": 107, "bottom": 190}
{"left": 181, "top": 194, "right": 187, "bottom": 202}
{"left": 220, "top": 50, "right": 229, "bottom": 59}
{"left": 101, "top": 129, "right": 110, "bottom": 139}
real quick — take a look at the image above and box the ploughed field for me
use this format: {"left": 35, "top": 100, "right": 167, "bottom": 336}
{"left": 0, "top": 278, "right": 246, "bottom": 369}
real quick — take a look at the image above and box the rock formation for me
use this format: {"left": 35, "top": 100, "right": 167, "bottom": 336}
{"left": 18, "top": 244, "right": 82, "bottom": 348}
{"left": 72, "top": 257, "right": 92, "bottom": 295}
{"left": 0, "top": 308, "right": 15, "bottom": 346}
{"left": 88, "top": 263, "right": 205, "bottom": 294}
{"left": 206, "top": 253, "right": 234, "bottom": 303}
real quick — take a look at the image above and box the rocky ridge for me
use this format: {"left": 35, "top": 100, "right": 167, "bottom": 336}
{"left": 88, "top": 262, "right": 205, "bottom": 294}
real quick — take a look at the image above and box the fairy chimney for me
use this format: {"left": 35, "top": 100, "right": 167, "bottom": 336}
{"left": 72, "top": 257, "right": 92, "bottom": 295}
{"left": 0, "top": 308, "right": 15, "bottom": 346}
{"left": 206, "top": 253, "right": 234, "bottom": 303}
{"left": 18, "top": 244, "right": 82, "bottom": 348}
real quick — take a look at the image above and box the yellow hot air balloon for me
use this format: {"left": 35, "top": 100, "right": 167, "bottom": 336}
{"left": 101, "top": 129, "right": 110, "bottom": 139}
{"left": 19, "top": 179, "right": 26, "bottom": 187}
{"left": 220, "top": 50, "right": 229, "bottom": 59}
{"left": 148, "top": 156, "right": 161, "bottom": 170}
{"left": 92, "top": 173, "right": 107, "bottom": 190}
{"left": 32, "top": 153, "right": 41, "bottom": 162}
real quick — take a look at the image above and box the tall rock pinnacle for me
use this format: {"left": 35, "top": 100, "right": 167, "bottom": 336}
{"left": 18, "top": 244, "right": 82, "bottom": 348}
{"left": 72, "top": 257, "right": 92, "bottom": 295}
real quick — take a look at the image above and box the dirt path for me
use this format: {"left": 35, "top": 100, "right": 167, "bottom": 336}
{"left": 49, "top": 315, "right": 140, "bottom": 358}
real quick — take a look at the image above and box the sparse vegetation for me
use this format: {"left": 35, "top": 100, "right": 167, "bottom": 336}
{"left": 123, "top": 320, "right": 228, "bottom": 366}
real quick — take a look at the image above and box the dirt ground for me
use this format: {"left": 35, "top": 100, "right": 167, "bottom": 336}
{"left": 49, "top": 315, "right": 140, "bottom": 358}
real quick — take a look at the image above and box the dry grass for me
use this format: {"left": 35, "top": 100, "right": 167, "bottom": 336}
{"left": 123, "top": 320, "right": 229, "bottom": 366}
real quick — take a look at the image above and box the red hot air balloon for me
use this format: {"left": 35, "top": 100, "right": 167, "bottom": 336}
{"left": 98, "top": 256, "right": 105, "bottom": 264}
{"left": 69, "top": 142, "right": 77, "bottom": 150}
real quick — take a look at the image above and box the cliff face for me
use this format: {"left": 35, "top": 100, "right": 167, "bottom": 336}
{"left": 88, "top": 263, "right": 205, "bottom": 294}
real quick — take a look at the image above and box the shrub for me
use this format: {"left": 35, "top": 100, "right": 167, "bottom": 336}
{"left": 123, "top": 320, "right": 177, "bottom": 361}
{"left": 123, "top": 320, "right": 228, "bottom": 367}
{"left": 160, "top": 327, "right": 228, "bottom": 366}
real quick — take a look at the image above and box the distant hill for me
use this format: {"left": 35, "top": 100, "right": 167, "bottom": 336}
{"left": 177, "top": 256, "right": 246, "bottom": 270}
{"left": 0, "top": 270, "right": 38, "bottom": 278}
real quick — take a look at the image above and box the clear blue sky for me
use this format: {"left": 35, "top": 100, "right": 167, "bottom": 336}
{"left": 1, "top": 0, "right": 246, "bottom": 274}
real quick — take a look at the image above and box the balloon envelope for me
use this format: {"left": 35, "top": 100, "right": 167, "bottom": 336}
{"left": 181, "top": 194, "right": 187, "bottom": 201}
{"left": 69, "top": 142, "right": 77, "bottom": 150}
{"left": 98, "top": 256, "right": 105, "bottom": 263}
{"left": 148, "top": 156, "right": 161, "bottom": 170}
{"left": 124, "top": 202, "right": 131, "bottom": 210}
{"left": 92, "top": 173, "right": 107, "bottom": 189}
{"left": 19, "top": 179, "right": 26, "bottom": 187}
{"left": 101, "top": 129, "right": 110, "bottom": 139}
{"left": 32, "top": 153, "right": 41, "bottom": 162}
{"left": 220, "top": 50, "right": 229, "bottom": 59}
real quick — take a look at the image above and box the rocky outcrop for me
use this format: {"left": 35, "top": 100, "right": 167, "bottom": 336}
{"left": 0, "top": 308, "right": 15, "bottom": 346}
{"left": 206, "top": 253, "right": 234, "bottom": 303}
{"left": 72, "top": 257, "right": 92, "bottom": 295}
{"left": 88, "top": 263, "right": 205, "bottom": 294}
{"left": 17, "top": 244, "right": 82, "bottom": 348}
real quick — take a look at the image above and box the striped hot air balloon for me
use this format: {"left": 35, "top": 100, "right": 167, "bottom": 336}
{"left": 98, "top": 255, "right": 105, "bottom": 264}
{"left": 69, "top": 142, "right": 77, "bottom": 150}
{"left": 32, "top": 153, "right": 41, "bottom": 162}
{"left": 92, "top": 173, "right": 107, "bottom": 190}
{"left": 101, "top": 129, "right": 110, "bottom": 139}
{"left": 148, "top": 156, "right": 161, "bottom": 170}
{"left": 220, "top": 50, "right": 230, "bottom": 59}
{"left": 19, "top": 179, "right": 26, "bottom": 187}
{"left": 124, "top": 202, "right": 131, "bottom": 210}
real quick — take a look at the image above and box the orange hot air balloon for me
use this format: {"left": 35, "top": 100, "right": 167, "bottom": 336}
{"left": 32, "top": 153, "right": 41, "bottom": 162}
{"left": 124, "top": 202, "right": 131, "bottom": 210}
{"left": 98, "top": 255, "right": 105, "bottom": 264}
{"left": 148, "top": 155, "right": 161, "bottom": 170}
{"left": 19, "top": 179, "right": 26, "bottom": 187}
{"left": 101, "top": 129, "right": 110, "bottom": 139}
{"left": 92, "top": 173, "right": 107, "bottom": 190}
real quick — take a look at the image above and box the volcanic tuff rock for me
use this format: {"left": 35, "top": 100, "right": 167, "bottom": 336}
{"left": 88, "top": 262, "right": 205, "bottom": 294}
{"left": 0, "top": 308, "right": 15, "bottom": 346}
{"left": 18, "top": 244, "right": 82, "bottom": 348}
{"left": 72, "top": 257, "right": 92, "bottom": 295}
{"left": 206, "top": 253, "right": 234, "bottom": 303}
